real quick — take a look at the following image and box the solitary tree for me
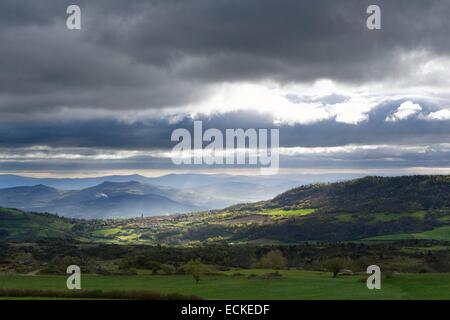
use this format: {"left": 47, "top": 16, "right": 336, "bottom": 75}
{"left": 184, "top": 259, "right": 207, "bottom": 284}
{"left": 260, "top": 250, "right": 287, "bottom": 269}
{"left": 321, "top": 257, "right": 347, "bottom": 277}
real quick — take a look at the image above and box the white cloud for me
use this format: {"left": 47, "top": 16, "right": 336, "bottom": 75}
{"left": 385, "top": 101, "right": 422, "bottom": 122}
{"left": 185, "top": 82, "right": 333, "bottom": 125}
{"left": 180, "top": 81, "right": 380, "bottom": 126}
{"left": 425, "top": 108, "right": 450, "bottom": 121}
{"left": 278, "top": 144, "right": 433, "bottom": 156}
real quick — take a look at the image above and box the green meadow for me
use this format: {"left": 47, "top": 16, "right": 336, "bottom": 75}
{"left": 365, "top": 226, "right": 450, "bottom": 241}
{"left": 258, "top": 209, "right": 316, "bottom": 217}
{"left": 0, "top": 270, "right": 449, "bottom": 300}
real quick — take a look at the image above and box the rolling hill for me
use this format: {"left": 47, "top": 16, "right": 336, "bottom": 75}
{"left": 263, "top": 175, "right": 450, "bottom": 213}
{"left": 171, "top": 175, "right": 450, "bottom": 244}
{"left": 0, "top": 207, "right": 76, "bottom": 240}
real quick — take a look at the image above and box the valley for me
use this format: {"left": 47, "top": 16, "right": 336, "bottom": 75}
{"left": 1, "top": 175, "right": 449, "bottom": 245}
{"left": 0, "top": 173, "right": 308, "bottom": 218}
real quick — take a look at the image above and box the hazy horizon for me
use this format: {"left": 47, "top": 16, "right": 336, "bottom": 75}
{"left": 1, "top": 167, "right": 450, "bottom": 179}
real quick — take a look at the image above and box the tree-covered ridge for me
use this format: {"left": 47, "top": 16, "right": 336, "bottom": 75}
{"left": 0, "top": 207, "right": 76, "bottom": 240}
{"left": 265, "top": 175, "right": 450, "bottom": 213}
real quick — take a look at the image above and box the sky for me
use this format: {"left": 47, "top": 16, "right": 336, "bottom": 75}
{"left": 1, "top": 0, "right": 450, "bottom": 177}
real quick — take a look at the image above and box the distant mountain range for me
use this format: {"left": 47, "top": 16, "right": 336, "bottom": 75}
{"left": 0, "top": 172, "right": 365, "bottom": 190}
{"left": 0, "top": 173, "right": 366, "bottom": 218}
{"left": 0, "top": 181, "right": 197, "bottom": 218}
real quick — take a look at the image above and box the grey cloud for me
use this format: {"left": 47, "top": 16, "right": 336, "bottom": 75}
{"left": 0, "top": 23, "right": 205, "bottom": 116}
{"left": 0, "top": 100, "right": 448, "bottom": 150}
{"left": 84, "top": 0, "right": 450, "bottom": 82}
{"left": 1, "top": 0, "right": 450, "bottom": 172}
{"left": 1, "top": 0, "right": 450, "bottom": 119}
{"left": 0, "top": 143, "right": 449, "bottom": 172}
{"left": 0, "top": 100, "right": 449, "bottom": 171}
{"left": 280, "top": 100, "right": 450, "bottom": 148}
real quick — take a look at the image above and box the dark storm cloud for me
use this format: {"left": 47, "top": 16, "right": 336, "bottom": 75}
{"left": 0, "top": 101, "right": 449, "bottom": 150}
{"left": 87, "top": 0, "right": 450, "bottom": 82}
{"left": 0, "top": 119, "right": 175, "bottom": 149}
{"left": 1, "top": 0, "right": 450, "bottom": 119}
{"left": 0, "top": 21, "right": 203, "bottom": 114}
{"left": 0, "top": 100, "right": 449, "bottom": 170}
{"left": 0, "top": 144, "right": 449, "bottom": 171}
{"left": 0, "top": 112, "right": 277, "bottom": 150}
{"left": 1, "top": 0, "right": 450, "bottom": 171}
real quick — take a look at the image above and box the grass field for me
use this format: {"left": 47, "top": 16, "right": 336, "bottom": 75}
{"left": 258, "top": 209, "right": 316, "bottom": 217}
{"left": 365, "top": 226, "right": 450, "bottom": 241}
{"left": 91, "top": 227, "right": 122, "bottom": 237}
{"left": 0, "top": 270, "right": 449, "bottom": 300}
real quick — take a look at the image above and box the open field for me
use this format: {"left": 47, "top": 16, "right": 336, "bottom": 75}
{"left": 257, "top": 209, "right": 316, "bottom": 217}
{"left": 0, "top": 270, "right": 449, "bottom": 300}
{"left": 365, "top": 226, "right": 450, "bottom": 241}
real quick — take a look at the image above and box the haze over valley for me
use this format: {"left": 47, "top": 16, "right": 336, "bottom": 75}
{"left": 0, "top": 173, "right": 359, "bottom": 218}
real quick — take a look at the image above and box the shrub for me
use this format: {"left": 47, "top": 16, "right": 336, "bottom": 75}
{"left": 159, "top": 264, "right": 176, "bottom": 275}
{"left": 321, "top": 257, "right": 347, "bottom": 277}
